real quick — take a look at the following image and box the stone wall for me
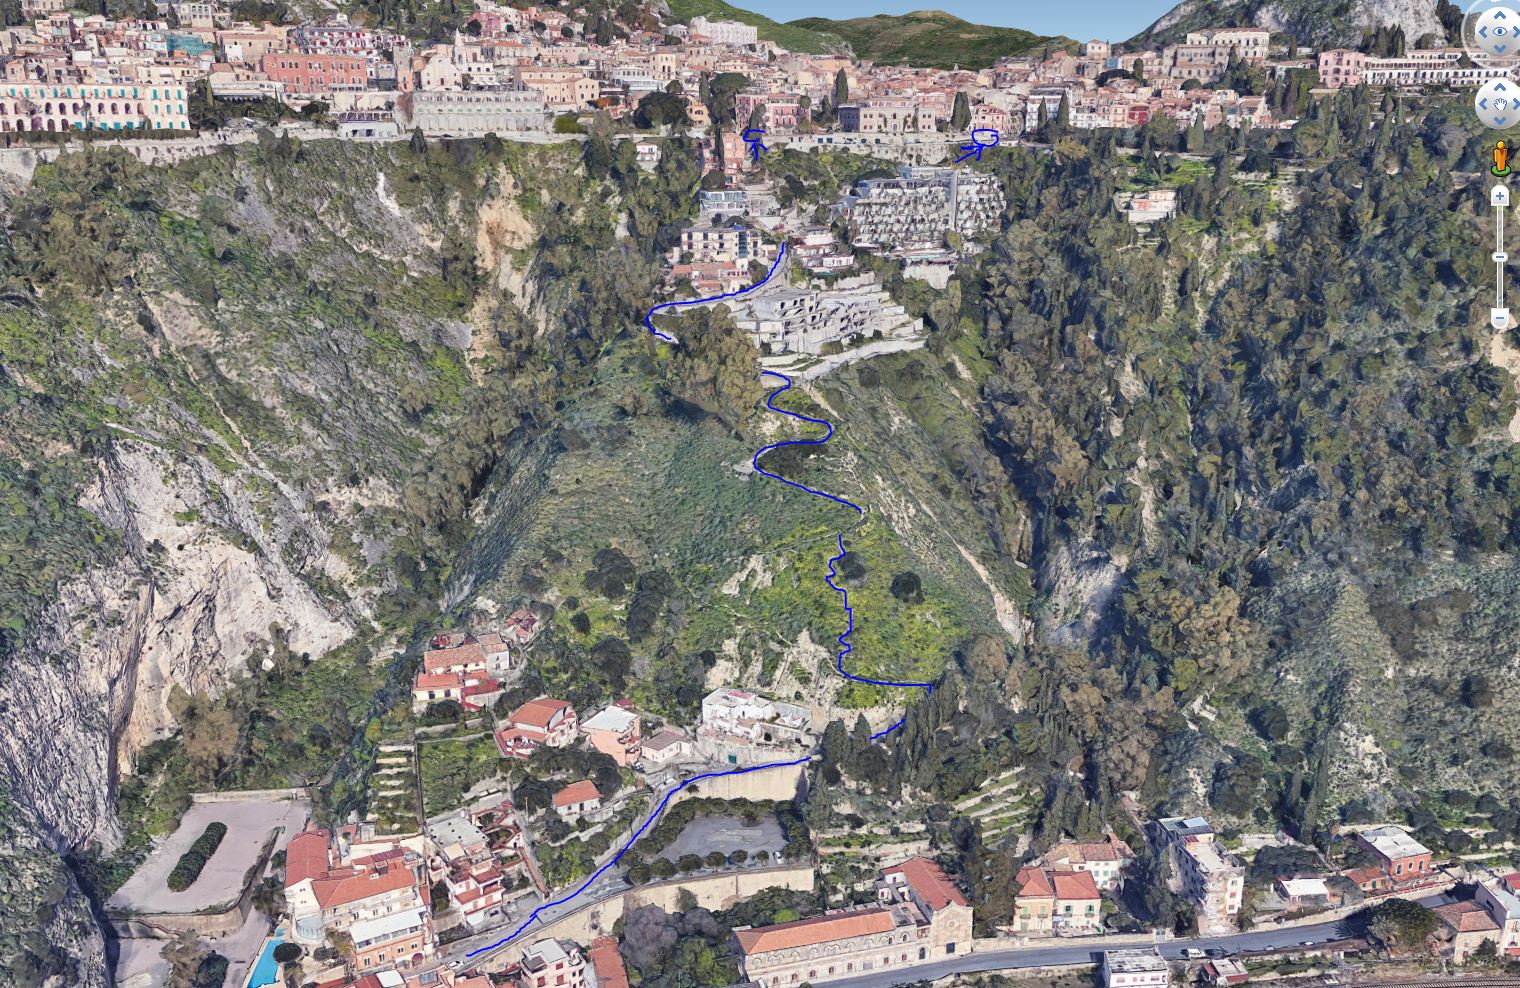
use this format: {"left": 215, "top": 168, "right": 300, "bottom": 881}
{"left": 667, "top": 761, "right": 809, "bottom": 807}
{"left": 475, "top": 863, "right": 816, "bottom": 971}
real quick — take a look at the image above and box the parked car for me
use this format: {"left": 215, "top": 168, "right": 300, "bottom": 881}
{"left": 1180, "top": 948, "right": 1206, "bottom": 959}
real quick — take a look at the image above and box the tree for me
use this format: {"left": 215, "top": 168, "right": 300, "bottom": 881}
{"left": 633, "top": 91, "right": 688, "bottom": 133}
{"left": 704, "top": 850, "right": 726, "bottom": 868}
{"left": 833, "top": 68, "right": 849, "bottom": 109}
{"left": 677, "top": 853, "right": 703, "bottom": 872}
{"left": 951, "top": 91, "right": 971, "bottom": 131}
{"left": 652, "top": 857, "right": 677, "bottom": 879}
{"left": 1367, "top": 898, "right": 1438, "bottom": 953}
{"left": 251, "top": 877, "right": 285, "bottom": 918}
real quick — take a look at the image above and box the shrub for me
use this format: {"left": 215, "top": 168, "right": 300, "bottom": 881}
{"left": 167, "top": 822, "right": 228, "bottom": 892}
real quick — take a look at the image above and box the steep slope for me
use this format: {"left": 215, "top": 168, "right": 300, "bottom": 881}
{"left": 1133, "top": 0, "right": 1444, "bottom": 48}
{"left": 788, "top": 10, "right": 1069, "bottom": 70}
{"left": 665, "top": 0, "right": 843, "bottom": 53}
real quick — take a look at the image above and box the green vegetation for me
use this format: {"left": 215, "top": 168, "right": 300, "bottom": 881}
{"left": 418, "top": 734, "right": 500, "bottom": 814}
{"left": 166, "top": 822, "right": 227, "bottom": 892}
{"left": 788, "top": 10, "right": 1070, "bottom": 70}
{"left": 666, "top": 0, "right": 841, "bottom": 53}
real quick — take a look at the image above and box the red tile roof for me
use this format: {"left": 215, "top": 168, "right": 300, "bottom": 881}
{"left": 1435, "top": 900, "right": 1501, "bottom": 933}
{"left": 589, "top": 937, "right": 630, "bottom": 988}
{"left": 735, "top": 909, "right": 896, "bottom": 954}
{"left": 312, "top": 864, "right": 417, "bottom": 909}
{"left": 511, "top": 696, "right": 572, "bottom": 729}
{"left": 423, "top": 642, "right": 486, "bottom": 673}
{"left": 1016, "top": 866, "right": 1055, "bottom": 899}
{"left": 284, "top": 829, "right": 331, "bottom": 887}
{"left": 554, "top": 779, "right": 601, "bottom": 807}
{"left": 884, "top": 856, "right": 970, "bottom": 909}
{"left": 1051, "top": 870, "right": 1101, "bottom": 900}
{"left": 414, "top": 672, "right": 462, "bottom": 691}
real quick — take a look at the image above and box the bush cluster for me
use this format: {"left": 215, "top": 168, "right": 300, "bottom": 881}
{"left": 167, "top": 822, "right": 228, "bottom": 892}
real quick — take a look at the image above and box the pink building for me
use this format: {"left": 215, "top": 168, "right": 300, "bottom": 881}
{"left": 1318, "top": 49, "right": 1367, "bottom": 89}
{"left": 260, "top": 52, "right": 366, "bottom": 100}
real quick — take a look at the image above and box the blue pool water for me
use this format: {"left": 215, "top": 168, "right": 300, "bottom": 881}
{"left": 247, "top": 929, "right": 287, "bottom": 988}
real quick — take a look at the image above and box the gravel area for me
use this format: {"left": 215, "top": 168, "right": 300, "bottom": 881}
{"left": 108, "top": 797, "right": 309, "bottom": 915}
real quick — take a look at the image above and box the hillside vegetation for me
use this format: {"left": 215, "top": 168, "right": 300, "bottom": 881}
{"left": 666, "top": 0, "right": 842, "bottom": 53}
{"left": 788, "top": 10, "right": 1069, "bottom": 69}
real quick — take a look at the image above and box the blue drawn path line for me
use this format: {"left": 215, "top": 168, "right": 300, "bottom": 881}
{"left": 466, "top": 266, "right": 932, "bottom": 963}
{"left": 644, "top": 242, "right": 789, "bottom": 342}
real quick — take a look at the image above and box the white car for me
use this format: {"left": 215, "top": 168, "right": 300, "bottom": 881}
{"left": 1180, "top": 948, "right": 1206, "bottom": 959}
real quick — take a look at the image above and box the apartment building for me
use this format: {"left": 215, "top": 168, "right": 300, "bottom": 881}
{"left": 838, "top": 165, "right": 1005, "bottom": 249}
{"left": 283, "top": 828, "right": 436, "bottom": 973}
{"left": 1353, "top": 826, "right": 1433, "bottom": 881}
{"left": 1041, "top": 835, "right": 1135, "bottom": 891}
{"left": 1101, "top": 949, "right": 1171, "bottom": 988}
{"left": 1012, "top": 866, "right": 1102, "bottom": 935}
{"left": 689, "top": 16, "right": 758, "bottom": 47}
{"left": 1318, "top": 47, "right": 1508, "bottom": 89}
{"left": 697, "top": 687, "right": 814, "bottom": 764}
{"left": 259, "top": 52, "right": 366, "bottom": 101}
{"left": 674, "top": 223, "right": 773, "bottom": 265}
{"left": 737, "top": 857, "right": 971, "bottom": 987}
{"left": 734, "top": 279, "right": 920, "bottom": 356}
{"left": 518, "top": 939, "right": 588, "bottom": 988}
{"left": 580, "top": 704, "right": 642, "bottom": 766}
{"left": 1151, "top": 817, "right": 1244, "bottom": 935}
{"left": 514, "top": 65, "right": 599, "bottom": 108}
{"left": 838, "top": 99, "right": 937, "bottom": 134}
{"left": 0, "top": 80, "right": 189, "bottom": 131}
{"left": 401, "top": 87, "right": 546, "bottom": 136}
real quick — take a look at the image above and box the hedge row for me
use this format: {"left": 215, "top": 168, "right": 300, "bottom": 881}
{"left": 167, "top": 822, "right": 228, "bottom": 892}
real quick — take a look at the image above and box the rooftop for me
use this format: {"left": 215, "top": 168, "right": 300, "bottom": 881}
{"left": 1103, "top": 948, "right": 1169, "bottom": 974}
{"left": 735, "top": 908, "right": 896, "bottom": 954}
{"left": 553, "top": 779, "right": 601, "bottom": 807}
{"left": 1358, "top": 826, "right": 1431, "bottom": 860}
{"left": 883, "top": 856, "right": 969, "bottom": 909}
{"left": 581, "top": 705, "right": 639, "bottom": 734}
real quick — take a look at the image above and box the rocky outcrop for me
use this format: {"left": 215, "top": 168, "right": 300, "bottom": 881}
{"left": 1140, "top": 0, "right": 1442, "bottom": 47}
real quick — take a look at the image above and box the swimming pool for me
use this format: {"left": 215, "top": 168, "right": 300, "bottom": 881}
{"left": 246, "top": 928, "right": 287, "bottom": 988}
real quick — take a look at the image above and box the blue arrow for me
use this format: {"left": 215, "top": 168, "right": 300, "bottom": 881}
{"left": 1500, "top": 43, "right": 1510, "bottom": 51}
{"left": 1500, "top": 82, "right": 1510, "bottom": 91}
{"left": 1482, "top": 26, "right": 1491, "bottom": 36}
{"left": 955, "top": 145, "right": 983, "bottom": 163}
{"left": 1499, "top": 116, "right": 1508, "bottom": 124}
{"left": 1498, "top": 10, "right": 1509, "bottom": 19}
{"left": 1483, "top": 97, "right": 1491, "bottom": 108}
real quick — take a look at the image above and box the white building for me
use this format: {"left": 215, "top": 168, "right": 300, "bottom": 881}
{"left": 838, "top": 165, "right": 1005, "bottom": 250}
{"left": 401, "top": 87, "right": 545, "bottom": 137}
{"left": 1101, "top": 948, "right": 1171, "bottom": 988}
{"left": 1152, "top": 817, "right": 1244, "bottom": 935}
{"left": 689, "top": 16, "right": 758, "bottom": 47}
{"left": 734, "top": 278, "right": 921, "bottom": 356}
{"left": 698, "top": 687, "right": 814, "bottom": 764}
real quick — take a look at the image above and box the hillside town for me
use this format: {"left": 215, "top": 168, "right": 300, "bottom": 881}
{"left": 69, "top": 3, "right": 1520, "bottom": 988}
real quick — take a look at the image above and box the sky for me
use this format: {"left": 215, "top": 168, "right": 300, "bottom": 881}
{"left": 737, "top": 0, "right": 1179, "bottom": 40}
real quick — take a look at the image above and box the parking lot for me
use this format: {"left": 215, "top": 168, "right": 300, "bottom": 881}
{"left": 108, "top": 796, "right": 309, "bottom": 915}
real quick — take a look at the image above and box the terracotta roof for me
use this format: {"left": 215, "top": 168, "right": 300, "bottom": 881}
{"left": 554, "top": 780, "right": 601, "bottom": 807}
{"left": 312, "top": 864, "right": 417, "bottom": 909}
{"left": 285, "top": 829, "right": 331, "bottom": 887}
{"left": 1435, "top": 900, "right": 1501, "bottom": 933}
{"left": 1051, "top": 870, "right": 1101, "bottom": 900}
{"left": 511, "top": 696, "right": 573, "bottom": 729}
{"left": 589, "top": 937, "right": 630, "bottom": 988}
{"left": 1342, "top": 866, "right": 1385, "bottom": 885}
{"left": 1015, "top": 866, "right": 1055, "bottom": 899}
{"left": 884, "top": 856, "right": 970, "bottom": 909}
{"left": 735, "top": 909, "right": 896, "bottom": 955}
{"left": 423, "top": 642, "right": 486, "bottom": 673}
{"left": 414, "top": 672, "right": 462, "bottom": 691}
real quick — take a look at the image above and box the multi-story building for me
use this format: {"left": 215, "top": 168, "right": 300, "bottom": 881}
{"left": 1151, "top": 817, "right": 1244, "bottom": 935}
{"left": 696, "top": 687, "right": 816, "bottom": 765}
{"left": 581, "top": 704, "right": 642, "bottom": 766}
{"left": 518, "top": 939, "right": 588, "bottom": 988}
{"left": 736, "top": 91, "right": 802, "bottom": 131}
{"left": 401, "top": 87, "right": 546, "bottom": 136}
{"left": 1353, "top": 826, "right": 1432, "bottom": 881}
{"left": 733, "top": 279, "right": 921, "bottom": 356}
{"left": 673, "top": 223, "right": 775, "bottom": 266}
{"left": 689, "top": 16, "right": 758, "bottom": 47}
{"left": 1012, "top": 866, "right": 1102, "bottom": 935}
{"left": 737, "top": 857, "right": 970, "bottom": 987}
{"left": 1318, "top": 47, "right": 1509, "bottom": 89}
{"left": 497, "top": 696, "right": 578, "bottom": 759}
{"left": 514, "top": 65, "right": 599, "bottom": 109}
{"left": 639, "top": 727, "right": 692, "bottom": 768}
{"left": 0, "top": 80, "right": 189, "bottom": 132}
{"left": 838, "top": 100, "right": 936, "bottom": 134}
{"left": 1185, "top": 28, "right": 1269, "bottom": 62}
{"left": 1101, "top": 948, "right": 1171, "bottom": 988}
{"left": 1041, "top": 835, "right": 1135, "bottom": 891}
{"left": 260, "top": 52, "right": 366, "bottom": 101}
{"left": 838, "top": 165, "right": 1005, "bottom": 250}
{"left": 283, "top": 828, "right": 436, "bottom": 973}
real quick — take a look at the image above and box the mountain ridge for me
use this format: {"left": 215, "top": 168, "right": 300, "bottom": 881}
{"left": 1132, "top": 0, "right": 1445, "bottom": 48}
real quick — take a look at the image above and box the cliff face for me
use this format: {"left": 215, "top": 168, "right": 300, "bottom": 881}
{"left": 0, "top": 138, "right": 566, "bottom": 985}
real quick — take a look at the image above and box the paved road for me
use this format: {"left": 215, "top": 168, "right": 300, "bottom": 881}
{"left": 816, "top": 894, "right": 1455, "bottom": 988}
